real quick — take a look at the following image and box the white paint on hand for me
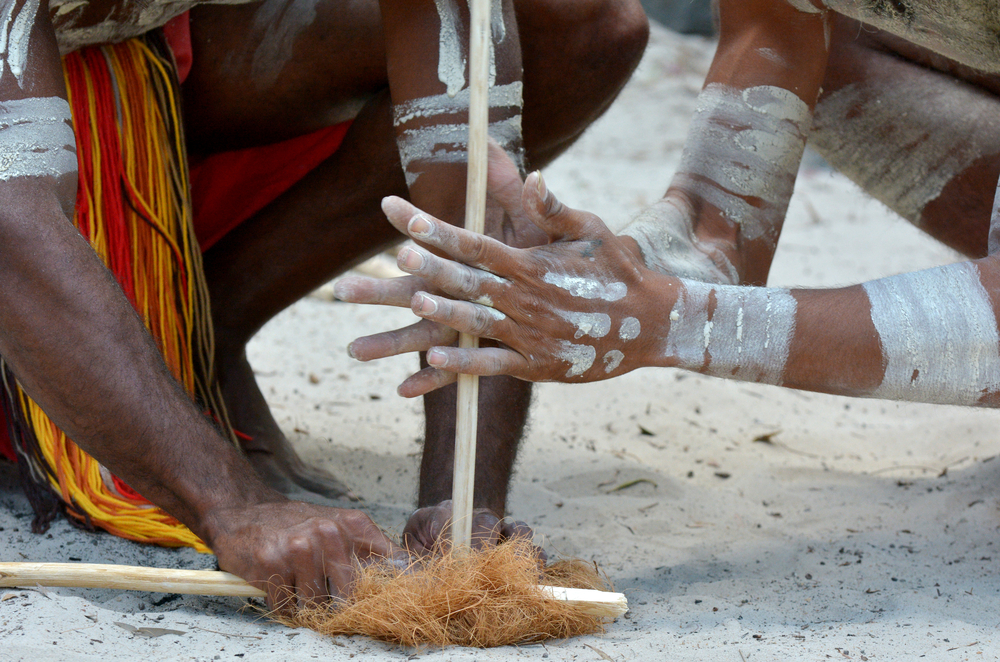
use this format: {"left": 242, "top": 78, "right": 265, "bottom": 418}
{"left": 0, "top": 97, "right": 77, "bottom": 180}
{"left": 666, "top": 279, "right": 797, "bottom": 384}
{"left": 434, "top": 0, "right": 466, "bottom": 97}
{"left": 620, "top": 198, "right": 739, "bottom": 284}
{"left": 603, "top": 350, "right": 624, "bottom": 373}
{"left": 864, "top": 262, "right": 1000, "bottom": 405}
{"left": 557, "top": 341, "right": 596, "bottom": 378}
{"left": 812, "top": 82, "right": 999, "bottom": 226}
{"left": 619, "top": 317, "right": 641, "bottom": 341}
{"left": 542, "top": 272, "right": 627, "bottom": 302}
{"left": 556, "top": 310, "right": 612, "bottom": 340}
{"left": 675, "top": 84, "right": 810, "bottom": 247}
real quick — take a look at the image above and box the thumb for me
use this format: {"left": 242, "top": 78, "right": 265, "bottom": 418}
{"left": 486, "top": 138, "right": 526, "bottom": 219}
{"left": 522, "top": 170, "right": 605, "bottom": 241}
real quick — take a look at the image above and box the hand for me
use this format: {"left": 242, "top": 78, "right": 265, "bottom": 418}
{"left": 208, "top": 498, "right": 409, "bottom": 612}
{"left": 344, "top": 162, "right": 676, "bottom": 396}
{"left": 402, "top": 500, "right": 546, "bottom": 561}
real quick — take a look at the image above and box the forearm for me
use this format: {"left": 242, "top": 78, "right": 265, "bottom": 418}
{"left": 620, "top": 0, "right": 829, "bottom": 286}
{"left": 655, "top": 259, "right": 1000, "bottom": 406}
{"left": 0, "top": 187, "right": 279, "bottom": 543}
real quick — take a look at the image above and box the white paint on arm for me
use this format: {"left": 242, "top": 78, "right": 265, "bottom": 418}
{"left": 434, "top": 0, "right": 466, "bottom": 97}
{"left": 249, "top": 0, "right": 322, "bottom": 90}
{"left": 864, "top": 262, "right": 1000, "bottom": 405}
{"left": 666, "top": 279, "right": 797, "bottom": 384}
{"left": 0, "top": 0, "right": 40, "bottom": 86}
{"left": 0, "top": 97, "right": 77, "bottom": 181}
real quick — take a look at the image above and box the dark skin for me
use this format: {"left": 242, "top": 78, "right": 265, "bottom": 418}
{"left": 0, "top": 0, "right": 647, "bottom": 606}
{"left": 183, "top": 0, "right": 648, "bottom": 521}
{"left": 343, "top": 0, "right": 1000, "bottom": 409}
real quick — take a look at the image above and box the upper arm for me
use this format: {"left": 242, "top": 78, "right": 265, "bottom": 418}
{"left": 0, "top": 0, "right": 78, "bottom": 223}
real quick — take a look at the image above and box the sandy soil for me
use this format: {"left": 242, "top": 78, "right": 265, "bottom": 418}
{"left": 3, "top": 24, "right": 999, "bottom": 661}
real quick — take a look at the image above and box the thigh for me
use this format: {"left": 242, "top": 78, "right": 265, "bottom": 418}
{"left": 811, "top": 15, "right": 1000, "bottom": 258}
{"left": 182, "top": 0, "right": 388, "bottom": 153}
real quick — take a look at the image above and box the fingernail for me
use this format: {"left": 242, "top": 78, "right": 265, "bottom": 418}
{"left": 535, "top": 171, "right": 547, "bottom": 198}
{"left": 381, "top": 195, "right": 405, "bottom": 217}
{"left": 414, "top": 293, "right": 438, "bottom": 314}
{"left": 398, "top": 247, "right": 424, "bottom": 271}
{"left": 347, "top": 342, "right": 357, "bottom": 360}
{"left": 427, "top": 348, "right": 448, "bottom": 367}
{"left": 408, "top": 214, "right": 433, "bottom": 237}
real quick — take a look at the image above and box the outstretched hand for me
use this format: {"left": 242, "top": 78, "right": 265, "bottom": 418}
{"left": 337, "top": 152, "right": 675, "bottom": 396}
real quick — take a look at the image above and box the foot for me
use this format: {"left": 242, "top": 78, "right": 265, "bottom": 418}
{"left": 216, "top": 349, "right": 359, "bottom": 501}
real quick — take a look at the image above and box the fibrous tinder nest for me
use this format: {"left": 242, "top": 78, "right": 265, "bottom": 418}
{"left": 273, "top": 539, "right": 616, "bottom": 647}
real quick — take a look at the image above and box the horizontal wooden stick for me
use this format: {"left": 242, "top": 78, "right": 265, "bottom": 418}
{"left": 0, "top": 562, "right": 628, "bottom": 617}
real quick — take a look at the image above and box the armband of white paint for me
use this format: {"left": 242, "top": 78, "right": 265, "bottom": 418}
{"left": 864, "top": 262, "right": 1000, "bottom": 405}
{"left": 667, "top": 279, "right": 797, "bottom": 385}
{"left": 0, "top": 0, "right": 39, "bottom": 85}
{"left": 0, "top": 96, "right": 77, "bottom": 181}
{"left": 673, "top": 84, "right": 810, "bottom": 247}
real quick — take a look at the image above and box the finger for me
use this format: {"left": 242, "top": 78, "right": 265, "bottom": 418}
{"left": 323, "top": 562, "right": 353, "bottom": 602}
{"left": 382, "top": 196, "right": 516, "bottom": 273}
{"left": 500, "top": 519, "right": 549, "bottom": 563}
{"left": 424, "top": 345, "right": 532, "bottom": 379}
{"left": 410, "top": 292, "right": 507, "bottom": 339}
{"left": 397, "top": 245, "right": 508, "bottom": 304}
{"left": 265, "top": 574, "right": 296, "bottom": 616}
{"left": 521, "top": 171, "right": 608, "bottom": 242}
{"left": 348, "top": 319, "right": 458, "bottom": 362}
{"left": 486, "top": 139, "right": 526, "bottom": 219}
{"left": 333, "top": 274, "right": 425, "bottom": 307}
{"left": 397, "top": 365, "right": 458, "bottom": 398}
{"left": 470, "top": 510, "right": 502, "bottom": 552}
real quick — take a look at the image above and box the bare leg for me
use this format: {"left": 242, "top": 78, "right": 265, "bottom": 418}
{"left": 182, "top": 0, "right": 648, "bottom": 504}
{"left": 812, "top": 16, "right": 1000, "bottom": 259}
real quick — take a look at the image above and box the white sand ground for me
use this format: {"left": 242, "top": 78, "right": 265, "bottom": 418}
{"left": 3, "top": 24, "right": 1000, "bottom": 661}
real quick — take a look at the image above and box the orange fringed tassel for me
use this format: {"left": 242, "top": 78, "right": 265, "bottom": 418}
{"left": 4, "top": 35, "right": 232, "bottom": 552}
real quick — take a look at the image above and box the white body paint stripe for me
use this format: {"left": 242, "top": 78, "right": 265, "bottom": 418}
{"left": 667, "top": 279, "right": 797, "bottom": 384}
{"left": 434, "top": 0, "right": 466, "bottom": 97}
{"left": 864, "top": 263, "right": 1000, "bottom": 405}
{"left": 812, "top": 82, "right": 999, "bottom": 225}
{"left": 1, "top": 0, "right": 40, "bottom": 85}
{"left": 675, "top": 84, "right": 810, "bottom": 245}
{"left": 393, "top": 82, "right": 523, "bottom": 126}
{"left": 0, "top": 97, "right": 77, "bottom": 180}
{"left": 397, "top": 115, "right": 523, "bottom": 186}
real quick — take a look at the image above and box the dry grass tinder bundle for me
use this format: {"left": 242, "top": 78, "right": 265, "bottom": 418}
{"left": 275, "top": 539, "right": 615, "bottom": 647}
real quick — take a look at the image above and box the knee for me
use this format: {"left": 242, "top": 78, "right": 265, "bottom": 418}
{"left": 519, "top": 0, "right": 650, "bottom": 83}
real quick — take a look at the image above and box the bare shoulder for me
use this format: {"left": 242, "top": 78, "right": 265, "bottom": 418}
{"left": 49, "top": 0, "right": 260, "bottom": 53}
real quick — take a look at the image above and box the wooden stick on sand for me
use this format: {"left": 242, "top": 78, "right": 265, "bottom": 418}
{"left": 0, "top": 563, "right": 628, "bottom": 619}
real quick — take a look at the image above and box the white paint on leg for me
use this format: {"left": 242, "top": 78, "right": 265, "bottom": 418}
{"left": 0, "top": 0, "right": 39, "bottom": 85}
{"left": 990, "top": 174, "right": 1000, "bottom": 255}
{"left": 249, "top": 0, "right": 322, "bottom": 90}
{"left": 864, "top": 262, "right": 1000, "bottom": 404}
{"left": 812, "top": 82, "right": 1000, "bottom": 226}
